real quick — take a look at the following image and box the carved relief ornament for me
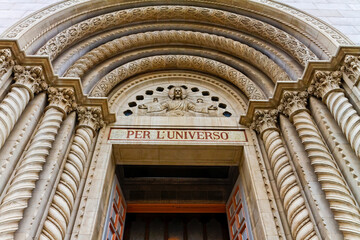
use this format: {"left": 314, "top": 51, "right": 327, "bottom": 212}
{"left": 12, "top": 65, "right": 47, "bottom": 98}
{"left": 0, "top": 48, "right": 15, "bottom": 76}
{"left": 47, "top": 87, "right": 77, "bottom": 115}
{"left": 340, "top": 55, "right": 360, "bottom": 84}
{"left": 251, "top": 109, "right": 279, "bottom": 136}
{"left": 278, "top": 91, "right": 309, "bottom": 120}
{"left": 308, "top": 70, "right": 342, "bottom": 101}
{"left": 77, "top": 106, "right": 104, "bottom": 132}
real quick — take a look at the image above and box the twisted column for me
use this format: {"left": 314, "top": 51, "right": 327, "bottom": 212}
{"left": 252, "top": 109, "right": 318, "bottom": 240}
{"left": 279, "top": 91, "right": 360, "bottom": 239}
{"left": 0, "top": 65, "right": 47, "bottom": 149}
{"left": 0, "top": 87, "right": 76, "bottom": 240}
{"left": 40, "top": 107, "right": 103, "bottom": 240}
{"left": 309, "top": 70, "right": 360, "bottom": 158}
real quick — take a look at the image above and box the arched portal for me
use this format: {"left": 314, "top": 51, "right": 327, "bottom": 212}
{"left": 0, "top": 1, "right": 359, "bottom": 240}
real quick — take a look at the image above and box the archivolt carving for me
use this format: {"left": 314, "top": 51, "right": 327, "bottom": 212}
{"left": 90, "top": 55, "right": 266, "bottom": 100}
{"left": 65, "top": 30, "right": 290, "bottom": 84}
{"left": 37, "top": 5, "right": 316, "bottom": 66}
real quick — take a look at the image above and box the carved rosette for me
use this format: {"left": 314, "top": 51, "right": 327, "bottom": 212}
{"left": 0, "top": 65, "right": 47, "bottom": 150}
{"left": 40, "top": 107, "right": 103, "bottom": 240}
{"left": 252, "top": 110, "right": 318, "bottom": 240}
{"left": 13, "top": 65, "right": 47, "bottom": 97}
{"left": 308, "top": 70, "right": 342, "bottom": 100}
{"left": 340, "top": 55, "right": 360, "bottom": 84}
{"left": 278, "top": 91, "right": 309, "bottom": 120}
{"left": 0, "top": 87, "right": 78, "bottom": 239}
{"left": 47, "top": 87, "right": 77, "bottom": 115}
{"left": 0, "top": 48, "right": 15, "bottom": 77}
{"left": 279, "top": 92, "right": 360, "bottom": 238}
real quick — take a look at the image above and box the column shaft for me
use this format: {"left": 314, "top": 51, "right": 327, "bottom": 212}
{"left": 262, "top": 129, "right": 318, "bottom": 240}
{"left": 292, "top": 110, "right": 360, "bottom": 239}
{"left": 0, "top": 87, "right": 30, "bottom": 148}
{"left": 0, "top": 107, "right": 64, "bottom": 239}
{"left": 40, "top": 127, "right": 94, "bottom": 240}
{"left": 325, "top": 91, "right": 360, "bottom": 158}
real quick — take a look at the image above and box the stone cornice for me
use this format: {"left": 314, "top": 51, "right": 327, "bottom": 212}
{"left": 240, "top": 46, "right": 360, "bottom": 126}
{"left": 0, "top": 40, "right": 115, "bottom": 123}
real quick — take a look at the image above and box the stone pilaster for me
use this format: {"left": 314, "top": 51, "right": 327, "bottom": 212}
{"left": 252, "top": 109, "right": 318, "bottom": 240}
{"left": 0, "top": 65, "right": 46, "bottom": 149}
{"left": 0, "top": 87, "right": 76, "bottom": 240}
{"left": 279, "top": 90, "right": 360, "bottom": 239}
{"left": 309, "top": 70, "right": 360, "bottom": 158}
{"left": 40, "top": 107, "right": 103, "bottom": 240}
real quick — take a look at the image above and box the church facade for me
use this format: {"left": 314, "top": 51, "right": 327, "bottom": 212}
{"left": 0, "top": 0, "right": 360, "bottom": 240}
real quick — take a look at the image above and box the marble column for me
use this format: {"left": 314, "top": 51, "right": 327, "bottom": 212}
{"left": 40, "top": 107, "right": 103, "bottom": 240}
{"left": 0, "top": 87, "right": 76, "bottom": 240}
{"left": 0, "top": 49, "right": 15, "bottom": 81}
{"left": 0, "top": 65, "right": 47, "bottom": 149}
{"left": 309, "top": 70, "right": 360, "bottom": 158}
{"left": 279, "top": 90, "right": 360, "bottom": 239}
{"left": 252, "top": 109, "right": 318, "bottom": 240}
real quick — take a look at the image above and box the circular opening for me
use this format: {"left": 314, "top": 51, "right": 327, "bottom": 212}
{"left": 145, "top": 90, "right": 153, "bottom": 95}
{"left": 124, "top": 110, "right": 133, "bottom": 116}
{"left": 181, "top": 85, "right": 188, "bottom": 89}
{"left": 202, "top": 91, "right": 210, "bottom": 96}
{"left": 168, "top": 85, "right": 174, "bottom": 89}
{"left": 223, "top": 111, "right": 232, "bottom": 117}
{"left": 211, "top": 96, "right": 219, "bottom": 101}
{"left": 156, "top": 87, "right": 164, "bottom": 92}
{"left": 219, "top": 103, "right": 227, "bottom": 109}
{"left": 191, "top": 87, "right": 199, "bottom": 92}
{"left": 128, "top": 102, "right": 137, "bottom": 107}
{"left": 136, "top": 95, "right": 144, "bottom": 100}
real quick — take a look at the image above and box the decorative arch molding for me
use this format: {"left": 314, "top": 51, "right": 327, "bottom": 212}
{"left": 36, "top": 5, "right": 317, "bottom": 66}
{"left": 64, "top": 30, "right": 291, "bottom": 86}
{"left": 90, "top": 54, "right": 266, "bottom": 100}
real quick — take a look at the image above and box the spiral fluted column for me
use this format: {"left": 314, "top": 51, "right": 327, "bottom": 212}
{"left": 0, "top": 87, "right": 76, "bottom": 240}
{"left": 279, "top": 91, "right": 360, "bottom": 239}
{"left": 0, "top": 65, "right": 46, "bottom": 149}
{"left": 40, "top": 107, "right": 103, "bottom": 240}
{"left": 310, "top": 70, "right": 360, "bottom": 158}
{"left": 252, "top": 110, "right": 318, "bottom": 240}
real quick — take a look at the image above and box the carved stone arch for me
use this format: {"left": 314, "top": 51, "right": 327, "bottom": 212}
{"left": 64, "top": 30, "right": 291, "bottom": 85}
{"left": 90, "top": 54, "right": 266, "bottom": 100}
{"left": 36, "top": 5, "right": 317, "bottom": 66}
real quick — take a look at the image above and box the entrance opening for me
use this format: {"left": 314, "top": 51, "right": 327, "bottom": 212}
{"left": 123, "top": 213, "right": 230, "bottom": 240}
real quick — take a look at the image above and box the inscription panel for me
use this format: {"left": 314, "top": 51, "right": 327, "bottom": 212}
{"left": 109, "top": 128, "right": 247, "bottom": 145}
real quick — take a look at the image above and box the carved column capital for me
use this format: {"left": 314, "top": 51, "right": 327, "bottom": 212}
{"left": 278, "top": 91, "right": 309, "bottom": 121}
{"left": 0, "top": 48, "right": 15, "bottom": 76}
{"left": 251, "top": 109, "right": 279, "bottom": 136}
{"left": 13, "top": 65, "right": 47, "bottom": 98}
{"left": 77, "top": 106, "right": 104, "bottom": 133}
{"left": 308, "top": 70, "right": 342, "bottom": 101}
{"left": 47, "top": 87, "right": 77, "bottom": 115}
{"left": 340, "top": 54, "right": 360, "bottom": 84}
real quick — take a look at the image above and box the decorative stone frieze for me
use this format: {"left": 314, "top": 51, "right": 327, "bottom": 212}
{"left": 278, "top": 91, "right": 309, "bottom": 120}
{"left": 340, "top": 55, "right": 360, "bottom": 84}
{"left": 13, "top": 65, "right": 47, "bottom": 97}
{"left": 252, "top": 109, "right": 318, "bottom": 240}
{"left": 279, "top": 90, "right": 360, "bottom": 239}
{"left": 40, "top": 107, "right": 103, "bottom": 240}
{"left": 0, "top": 87, "right": 77, "bottom": 239}
{"left": 0, "top": 65, "right": 46, "bottom": 149}
{"left": 0, "top": 48, "right": 15, "bottom": 77}
{"left": 308, "top": 71, "right": 342, "bottom": 100}
{"left": 47, "top": 87, "right": 77, "bottom": 115}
